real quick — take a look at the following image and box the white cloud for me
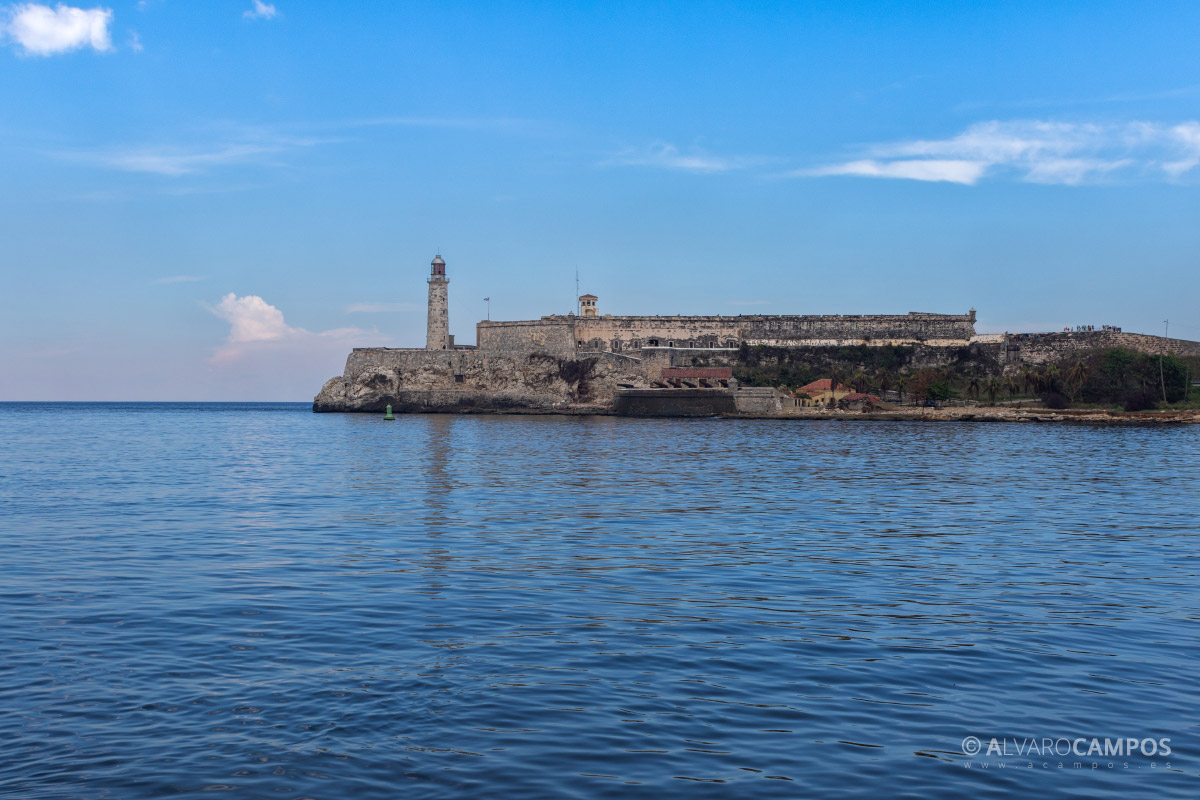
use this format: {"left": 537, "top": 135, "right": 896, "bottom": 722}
{"left": 1164, "top": 121, "right": 1200, "bottom": 177}
{"left": 346, "top": 302, "right": 420, "bottom": 313}
{"left": 208, "top": 293, "right": 376, "bottom": 365}
{"left": 3, "top": 3, "right": 113, "bottom": 55}
{"left": 91, "top": 143, "right": 283, "bottom": 176}
{"left": 211, "top": 293, "right": 296, "bottom": 344}
{"left": 127, "top": 29, "right": 140, "bottom": 52}
{"left": 243, "top": 0, "right": 276, "bottom": 21}
{"left": 607, "top": 143, "right": 750, "bottom": 173}
{"left": 805, "top": 120, "right": 1200, "bottom": 185}
{"left": 56, "top": 133, "right": 326, "bottom": 176}
{"left": 807, "top": 158, "right": 987, "bottom": 185}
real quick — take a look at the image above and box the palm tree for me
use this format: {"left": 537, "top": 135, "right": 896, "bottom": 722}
{"left": 828, "top": 366, "right": 844, "bottom": 406}
{"left": 1042, "top": 363, "right": 1061, "bottom": 393}
{"left": 1005, "top": 375, "right": 1020, "bottom": 400}
{"left": 851, "top": 370, "right": 869, "bottom": 394}
{"left": 1020, "top": 365, "right": 1035, "bottom": 395}
{"left": 1065, "top": 359, "right": 1089, "bottom": 400}
{"left": 984, "top": 377, "right": 999, "bottom": 405}
{"left": 967, "top": 375, "right": 981, "bottom": 400}
{"left": 876, "top": 369, "right": 895, "bottom": 400}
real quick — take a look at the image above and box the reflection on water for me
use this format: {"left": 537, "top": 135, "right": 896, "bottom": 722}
{"left": 1, "top": 403, "right": 1198, "bottom": 799}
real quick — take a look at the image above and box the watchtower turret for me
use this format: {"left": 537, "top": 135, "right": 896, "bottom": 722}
{"left": 579, "top": 294, "right": 598, "bottom": 318}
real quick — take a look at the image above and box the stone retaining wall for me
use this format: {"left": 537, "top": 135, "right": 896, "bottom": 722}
{"left": 1002, "top": 332, "right": 1200, "bottom": 364}
{"left": 475, "top": 317, "right": 576, "bottom": 357}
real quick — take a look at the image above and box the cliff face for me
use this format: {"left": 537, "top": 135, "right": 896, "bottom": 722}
{"left": 312, "top": 348, "right": 654, "bottom": 413}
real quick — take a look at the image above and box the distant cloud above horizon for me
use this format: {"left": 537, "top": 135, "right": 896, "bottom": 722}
{"left": 802, "top": 120, "right": 1200, "bottom": 185}
{"left": 207, "top": 293, "right": 376, "bottom": 365}
{"left": 3, "top": 3, "right": 113, "bottom": 56}
{"left": 605, "top": 143, "right": 756, "bottom": 174}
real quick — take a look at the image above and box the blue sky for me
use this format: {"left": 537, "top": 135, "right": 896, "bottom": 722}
{"left": 2, "top": 1, "right": 1199, "bottom": 400}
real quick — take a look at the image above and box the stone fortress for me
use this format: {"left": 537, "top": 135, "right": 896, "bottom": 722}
{"left": 313, "top": 254, "right": 1200, "bottom": 413}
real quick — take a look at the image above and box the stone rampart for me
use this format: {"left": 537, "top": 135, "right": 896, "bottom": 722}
{"left": 570, "top": 312, "right": 976, "bottom": 352}
{"left": 476, "top": 317, "right": 576, "bottom": 357}
{"left": 613, "top": 389, "right": 737, "bottom": 417}
{"left": 1002, "top": 332, "right": 1200, "bottom": 364}
{"left": 740, "top": 313, "right": 976, "bottom": 346}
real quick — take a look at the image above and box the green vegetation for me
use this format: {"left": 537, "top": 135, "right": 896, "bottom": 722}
{"left": 732, "top": 343, "right": 1000, "bottom": 403}
{"left": 1069, "top": 348, "right": 1194, "bottom": 410}
{"left": 731, "top": 343, "right": 1199, "bottom": 411}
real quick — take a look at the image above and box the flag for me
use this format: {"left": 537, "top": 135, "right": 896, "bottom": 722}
{"left": 483, "top": 297, "right": 490, "bottom": 301}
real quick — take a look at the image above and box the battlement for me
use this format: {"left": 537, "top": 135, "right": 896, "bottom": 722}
{"left": 477, "top": 310, "right": 978, "bottom": 356}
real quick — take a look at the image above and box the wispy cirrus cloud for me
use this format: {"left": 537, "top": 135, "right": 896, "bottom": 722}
{"left": 54, "top": 132, "right": 327, "bottom": 176}
{"left": 48, "top": 116, "right": 539, "bottom": 177}
{"left": 809, "top": 159, "right": 988, "bottom": 185}
{"left": 801, "top": 120, "right": 1200, "bottom": 186}
{"left": 605, "top": 143, "right": 757, "bottom": 173}
{"left": 3, "top": 2, "right": 113, "bottom": 56}
{"left": 243, "top": 0, "right": 276, "bottom": 21}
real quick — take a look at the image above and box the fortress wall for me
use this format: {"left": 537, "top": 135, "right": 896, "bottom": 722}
{"left": 343, "top": 347, "right": 481, "bottom": 381}
{"left": 1003, "top": 332, "right": 1200, "bottom": 364}
{"left": 574, "top": 316, "right": 741, "bottom": 351}
{"left": 571, "top": 312, "right": 976, "bottom": 352}
{"left": 476, "top": 318, "right": 577, "bottom": 357}
{"left": 740, "top": 313, "right": 976, "bottom": 344}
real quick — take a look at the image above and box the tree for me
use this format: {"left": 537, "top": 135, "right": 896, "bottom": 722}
{"left": 1020, "top": 365, "right": 1035, "bottom": 395}
{"left": 966, "top": 375, "right": 981, "bottom": 400}
{"left": 828, "top": 366, "right": 844, "bottom": 398}
{"left": 1042, "top": 363, "right": 1061, "bottom": 393}
{"left": 877, "top": 369, "right": 896, "bottom": 399}
{"left": 1065, "top": 359, "right": 1089, "bottom": 400}
{"left": 984, "top": 377, "right": 999, "bottom": 405}
{"left": 1004, "top": 376, "right": 1019, "bottom": 400}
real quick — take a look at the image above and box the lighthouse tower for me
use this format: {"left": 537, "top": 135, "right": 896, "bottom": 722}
{"left": 426, "top": 254, "right": 450, "bottom": 350}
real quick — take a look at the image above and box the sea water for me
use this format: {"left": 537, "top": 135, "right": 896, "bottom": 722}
{"left": 1, "top": 403, "right": 1197, "bottom": 798}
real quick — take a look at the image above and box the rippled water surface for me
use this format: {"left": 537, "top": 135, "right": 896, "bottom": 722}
{"left": 2, "top": 402, "right": 1198, "bottom": 799}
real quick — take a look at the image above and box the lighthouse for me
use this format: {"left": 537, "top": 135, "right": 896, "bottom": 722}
{"left": 426, "top": 254, "right": 450, "bottom": 350}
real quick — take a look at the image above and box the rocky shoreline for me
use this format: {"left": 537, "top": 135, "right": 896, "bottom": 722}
{"left": 734, "top": 406, "right": 1200, "bottom": 425}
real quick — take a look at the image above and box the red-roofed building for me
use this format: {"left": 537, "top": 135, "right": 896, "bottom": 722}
{"left": 661, "top": 367, "right": 732, "bottom": 387}
{"left": 837, "top": 392, "right": 883, "bottom": 410}
{"left": 794, "top": 378, "right": 854, "bottom": 407}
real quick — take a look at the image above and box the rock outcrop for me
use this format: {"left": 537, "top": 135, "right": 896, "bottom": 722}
{"left": 313, "top": 348, "right": 652, "bottom": 413}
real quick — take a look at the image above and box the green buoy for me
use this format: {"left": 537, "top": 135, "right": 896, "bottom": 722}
{"left": 383, "top": 404, "right": 395, "bottom": 421}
